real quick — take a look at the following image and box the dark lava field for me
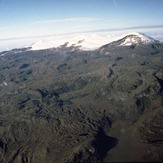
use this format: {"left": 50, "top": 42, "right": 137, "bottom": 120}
{"left": 0, "top": 41, "right": 163, "bottom": 162}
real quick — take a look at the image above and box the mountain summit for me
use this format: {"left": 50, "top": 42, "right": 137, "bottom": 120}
{"left": 30, "top": 34, "right": 112, "bottom": 51}
{"left": 30, "top": 32, "right": 157, "bottom": 51}
{"left": 109, "top": 32, "right": 156, "bottom": 46}
{"left": 0, "top": 31, "right": 162, "bottom": 162}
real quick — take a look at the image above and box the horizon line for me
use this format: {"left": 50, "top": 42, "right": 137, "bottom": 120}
{"left": 0, "top": 24, "right": 163, "bottom": 41}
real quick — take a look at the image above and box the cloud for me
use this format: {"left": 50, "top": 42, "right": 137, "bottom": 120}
{"left": 85, "top": 25, "right": 163, "bottom": 33}
{"left": 0, "top": 26, "right": 15, "bottom": 32}
{"left": 33, "top": 17, "right": 101, "bottom": 25}
{"left": 1, "top": 24, "right": 163, "bottom": 42}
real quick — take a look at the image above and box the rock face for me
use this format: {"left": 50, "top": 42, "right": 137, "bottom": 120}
{"left": 0, "top": 38, "right": 162, "bottom": 162}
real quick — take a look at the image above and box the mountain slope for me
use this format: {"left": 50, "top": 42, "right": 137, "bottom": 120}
{"left": 0, "top": 39, "right": 162, "bottom": 162}
{"left": 30, "top": 32, "right": 158, "bottom": 51}
{"left": 30, "top": 34, "right": 113, "bottom": 51}
{"left": 108, "top": 32, "right": 156, "bottom": 46}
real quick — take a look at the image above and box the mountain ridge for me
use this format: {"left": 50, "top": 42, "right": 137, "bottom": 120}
{"left": 0, "top": 36, "right": 162, "bottom": 162}
{"left": 30, "top": 32, "right": 158, "bottom": 51}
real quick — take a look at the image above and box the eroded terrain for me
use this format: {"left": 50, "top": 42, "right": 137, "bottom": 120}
{"left": 0, "top": 43, "right": 163, "bottom": 162}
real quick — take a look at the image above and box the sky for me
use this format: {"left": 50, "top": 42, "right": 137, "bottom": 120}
{"left": 0, "top": 0, "right": 163, "bottom": 51}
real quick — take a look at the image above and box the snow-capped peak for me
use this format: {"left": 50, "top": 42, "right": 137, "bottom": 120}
{"left": 66, "top": 34, "right": 113, "bottom": 50}
{"left": 30, "top": 32, "right": 156, "bottom": 51}
{"left": 30, "top": 34, "right": 113, "bottom": 51}
{"left": 116, "top": 32, "right": 156, "bottom": 46}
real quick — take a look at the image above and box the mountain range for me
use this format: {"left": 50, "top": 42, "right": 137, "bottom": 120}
{"left": 0, "top": 32, "right": 162, "bottom": 162}
{"left": 30, "top": 32, "right": 157, "bottom": 51}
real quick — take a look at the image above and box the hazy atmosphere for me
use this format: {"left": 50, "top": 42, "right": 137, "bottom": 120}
{"left": 0, "top": 0, "right": 163, "bottom": 51}
{"left": 0, "top": 1, "right": 163, "bottom": 163}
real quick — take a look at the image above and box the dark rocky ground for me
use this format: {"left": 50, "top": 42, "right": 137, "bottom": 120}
{"left": 0, "top": 42, "right": 162, "bottom": 162}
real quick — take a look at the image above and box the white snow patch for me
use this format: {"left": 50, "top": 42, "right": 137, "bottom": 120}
{"left": 0, "top": 82, "right": 8, "bottom": 87}
{"left": 3, "top": 82, "right": 8, "bottom": 86}
{"left": 119, "top": 32, "right": 155, "bottom": 46}
{"left": 30, "top": 32, "right": 156, "bottom": 51}
{"left": 0, "top": 53, "right": 6, "bottom": 56}
{"left": 31, "top": 34, "right": 115, "bottom": 51}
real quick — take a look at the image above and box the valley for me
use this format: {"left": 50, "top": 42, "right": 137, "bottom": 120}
{"left": 0, "top": 33, "right": 163, "bottom": 162}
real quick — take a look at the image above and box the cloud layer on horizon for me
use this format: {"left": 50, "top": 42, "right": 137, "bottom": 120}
{"left": 33, "top": 17, "right": 101, "bottom": 24}
{"left": 0, "top": 25, "right": 163, "bottom": 41}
